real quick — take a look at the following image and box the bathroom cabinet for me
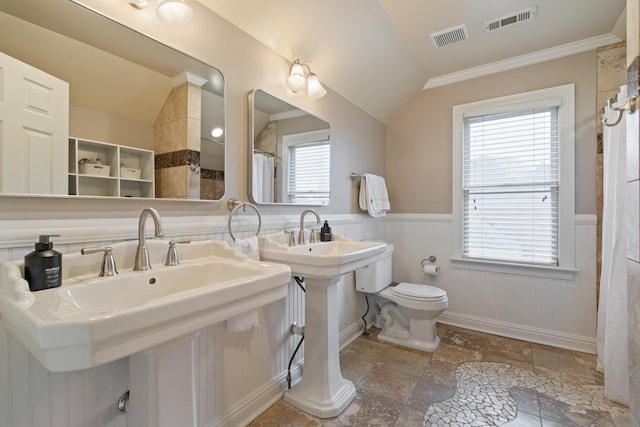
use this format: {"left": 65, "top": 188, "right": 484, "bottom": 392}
{"left": 68, "top": 137, "right": 155, "bottom": 198}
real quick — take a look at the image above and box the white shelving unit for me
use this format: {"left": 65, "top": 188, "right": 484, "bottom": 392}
{"left": 68, "top": 137, "right": 154, "bottom": 198}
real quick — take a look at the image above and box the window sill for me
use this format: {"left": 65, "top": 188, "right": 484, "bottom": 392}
{"left": 450, "top": 257, "right": 577, "bottom": 281}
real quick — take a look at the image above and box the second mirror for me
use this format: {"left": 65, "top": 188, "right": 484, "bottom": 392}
{"left": 249, "top": 89, "right": 330, "bottom": 205}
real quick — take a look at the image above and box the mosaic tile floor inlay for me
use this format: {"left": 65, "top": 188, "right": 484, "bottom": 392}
{"left": 424, "top": 361, "right": 615, "bottom": 426}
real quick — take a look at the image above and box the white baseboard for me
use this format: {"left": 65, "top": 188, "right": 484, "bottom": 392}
{"left": 438, "top": 311, "right": 596, "bottom": 354}
{"left": 340, "top": 320, "right": 365, "bottom": 350}
{"left": 209, "top": 321, "right": 363, "bottom": 427}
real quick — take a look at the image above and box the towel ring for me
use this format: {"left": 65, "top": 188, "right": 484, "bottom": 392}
{"left": 227, "top": 199, "right": 262, "bottom": 242}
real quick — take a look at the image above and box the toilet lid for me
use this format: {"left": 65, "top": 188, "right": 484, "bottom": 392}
{"left": 392, "top": 282, "right": 447, "bottom": 302}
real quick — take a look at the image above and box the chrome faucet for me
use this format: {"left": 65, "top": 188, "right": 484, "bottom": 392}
{"left": 298, "top": 208, "right": 321, "bottom": 245}
{"left": 134, "top": 207, "right": 164, "bottom": 271}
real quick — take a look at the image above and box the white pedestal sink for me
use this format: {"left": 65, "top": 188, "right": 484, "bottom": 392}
{"left": 259, "top": 233, "right": 386, "bottom": 418}
{"left": 0, "top": 239, "right": 291, "bottom": 426}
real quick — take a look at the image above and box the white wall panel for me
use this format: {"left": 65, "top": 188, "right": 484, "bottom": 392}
{"left": 0, "top": 214, "right": 383, "bottom": 427}
{"left": 0, "top": 212, "right": 594, "bottom": 426}
{"left": 386, "top": 214, "right": 597, "bottom": 353}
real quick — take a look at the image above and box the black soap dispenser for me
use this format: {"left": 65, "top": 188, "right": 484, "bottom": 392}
{"left": 24, "top": 235, "right": 62, "bottom": 291}
{"left": 320, "top": 220, "right": 332, "bottom": 242}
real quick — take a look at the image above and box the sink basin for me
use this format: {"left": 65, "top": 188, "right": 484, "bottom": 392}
{"left": 0, "top": 239, "right": 291, "bottom": 372}
{"left": 258, "top": 232, "right": 387, "bottom": 277}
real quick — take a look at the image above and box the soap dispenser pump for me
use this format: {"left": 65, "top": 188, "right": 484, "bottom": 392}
{"left": 320, "top": 220, "right": 332, "bottom": 242}
{"left": 24, "top": 235, "right": 62, "bottom": 291}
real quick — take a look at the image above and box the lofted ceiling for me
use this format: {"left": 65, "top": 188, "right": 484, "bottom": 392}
{"left": 197, "top": 0, "right": 627, "bottom": 124}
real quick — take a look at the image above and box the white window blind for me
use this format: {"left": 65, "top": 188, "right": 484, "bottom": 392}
{"left": 287, "top": 140, "right": 330, "bottom": 204}
{"left": 463, "top": 106, "right": 559, "bottom": 265}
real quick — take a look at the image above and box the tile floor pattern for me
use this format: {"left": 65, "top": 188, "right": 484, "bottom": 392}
{"left": 248, "top": 325, "right": 630, "bottom": 426}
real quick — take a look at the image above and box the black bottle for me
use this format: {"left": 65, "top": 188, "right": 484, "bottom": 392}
{"left": 320, "top": 220, "right": 332, "bottom": 242}
{"left": 24, "top": 235, "right": 62, "bottom": 291}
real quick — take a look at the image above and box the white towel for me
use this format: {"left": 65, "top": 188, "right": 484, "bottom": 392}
{"left": 232, "top": 235, "right": 260, "bottom": 260}
{"left": 359, "top": 173, "right": 390, "bottom": 217}
{"left": 226, "top": 236, "right": 260, "bottom": 333}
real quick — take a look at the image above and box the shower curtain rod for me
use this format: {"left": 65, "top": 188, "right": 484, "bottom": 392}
{"left": 253, "top": 148, "right": 275, "bottom": 157}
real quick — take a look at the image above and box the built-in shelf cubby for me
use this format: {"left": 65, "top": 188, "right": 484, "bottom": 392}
{"left": 68, "top": 137, "right": 154, "bottom": 198}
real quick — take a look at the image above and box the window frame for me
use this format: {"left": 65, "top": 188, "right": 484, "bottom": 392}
{"left": 451, "top": 84, "right": 576, "bottom": 279}
{"left": 282, "top": 129, "right": 331, "bottom": 205}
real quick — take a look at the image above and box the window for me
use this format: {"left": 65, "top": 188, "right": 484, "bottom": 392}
{"left": 283, "top": 130, "right": 330, "bottom": 205}
{"left": 452, "top": 85, "right": 575, "bottom": 276}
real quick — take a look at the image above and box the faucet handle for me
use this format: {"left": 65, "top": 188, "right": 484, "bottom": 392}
{"left": 284, "top": 230, "right": 296, "bottom": 246}
{"left": 81, "top": 246, "right": 118, "bottom": 277}
{"left": 309, "top": 228, "right": 319, "bottom": 243}
{"left": 166, "top": 240, "right": 190, "bottom": 266}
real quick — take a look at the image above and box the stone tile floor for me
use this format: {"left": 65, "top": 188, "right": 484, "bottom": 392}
{"left": 248, "top": 324, "right": 630, "bottom": 426}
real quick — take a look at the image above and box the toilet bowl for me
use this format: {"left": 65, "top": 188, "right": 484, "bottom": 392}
{"left": 355, "top": 245, "right": 448, "bottom": 352}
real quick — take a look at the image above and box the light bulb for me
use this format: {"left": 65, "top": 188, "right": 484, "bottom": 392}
{"left": 286, "top": 61, "right": 307, "bottom": 92}
{"left": 306, "top": 73, "right": 327, "bottom": 99}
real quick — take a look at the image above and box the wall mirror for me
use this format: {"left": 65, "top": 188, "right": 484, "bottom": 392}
{"left": 0, "top": 0, "right": 225, "bottom": 201}
{"left": 249, "top": 89, "right": 330, "bottom": 205}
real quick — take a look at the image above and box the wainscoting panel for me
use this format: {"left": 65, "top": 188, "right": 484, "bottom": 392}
{"left": 0, "top": 214, "right": 383, "bottom": 427}
{"left": 386, "top": 214, "right": 598, "bottom": 353}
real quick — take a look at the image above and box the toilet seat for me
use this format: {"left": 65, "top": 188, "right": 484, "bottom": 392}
{"left": 392, "top": 282, "right": 447, "bottom": 302}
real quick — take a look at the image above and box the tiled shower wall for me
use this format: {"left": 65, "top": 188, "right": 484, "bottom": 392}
{"left": 0, "top": 214, "right": 385, "bottom": 427}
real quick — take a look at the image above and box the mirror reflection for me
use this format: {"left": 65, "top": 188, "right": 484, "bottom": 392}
{"left": 0, "top": 0, "right": 225, "bottom": 200}
{"left": 249, "top": 89, "right": 330, "bottom": 205}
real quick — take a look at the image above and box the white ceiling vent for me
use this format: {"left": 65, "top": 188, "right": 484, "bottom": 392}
{"left": 484, "top": 6, "right": 537, "bottom": 33}
{"left": 430, "top": 24, "right": 470, "bottom": 48}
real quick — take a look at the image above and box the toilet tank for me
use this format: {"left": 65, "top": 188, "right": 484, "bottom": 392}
{"left": 355, "top": 244, "right": 393, "bottom": 293}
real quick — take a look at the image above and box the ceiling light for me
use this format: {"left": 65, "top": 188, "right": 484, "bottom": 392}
{"left": 157, "top": 0, "right": 193, "bottom": 24}
{"left": 211, "top": 127, "right": 224, "bottom": 138}
{"left": 285, "top": 59, "right": 327, "bottom": 99}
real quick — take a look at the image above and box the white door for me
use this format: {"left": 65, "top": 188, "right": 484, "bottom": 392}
{"left": 0, "top": 51, "right": 69, "bottom": 195}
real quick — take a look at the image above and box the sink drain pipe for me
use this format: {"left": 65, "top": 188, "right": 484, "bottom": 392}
{"left": 287, "top": 276, "right": 306, "bottom": 389}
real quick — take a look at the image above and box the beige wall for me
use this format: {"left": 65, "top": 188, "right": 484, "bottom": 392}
{"left": 388, "top": 51, "right": 597, "bottom": 215}
{"left": 69, "top": 105, "right": 154, "bottom": 150}
{"left": 0, "top": 0, "right": 386, "bottom": 219}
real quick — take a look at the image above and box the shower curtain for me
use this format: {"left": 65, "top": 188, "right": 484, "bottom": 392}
{"left": 252, "top": 153, "right": 274, "bottom": 203}
{"left": 596, "top": 85, "right": 629, "bottom": 406}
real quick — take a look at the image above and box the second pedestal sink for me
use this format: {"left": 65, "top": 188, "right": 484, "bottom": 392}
{"left": 259, "top": 232, "right": 387, "bottom": 278}
{"left": 258, "top": 232, "right": 387, "bottom": 418}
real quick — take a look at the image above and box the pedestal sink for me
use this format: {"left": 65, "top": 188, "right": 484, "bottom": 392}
{"left": 259, "top": 233, "right": 386, "bottom": 418}
{"left": 0, "top": 239, "right": 291, "bottom": 427}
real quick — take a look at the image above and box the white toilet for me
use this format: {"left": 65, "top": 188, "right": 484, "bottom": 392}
{"left": 356, "top": 244, "right": 448, "bottom": 352}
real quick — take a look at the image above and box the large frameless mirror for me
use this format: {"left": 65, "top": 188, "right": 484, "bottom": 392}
{"left": 0, "top": 0, "right": 225, "bottom": 201}
{"left": 248, "top": 89, "right": 330, "bottom": 205}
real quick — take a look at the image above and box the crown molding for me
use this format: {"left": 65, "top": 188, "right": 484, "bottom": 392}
{"left": 423, "top": 34, "right": 622, "bottom": 90}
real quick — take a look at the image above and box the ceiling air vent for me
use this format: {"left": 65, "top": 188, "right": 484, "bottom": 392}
{"left": 484, "top": 6, "right": 537, "bottom": 33}
{"left": 430, "top": 24, "right": 470, "bottom": 48}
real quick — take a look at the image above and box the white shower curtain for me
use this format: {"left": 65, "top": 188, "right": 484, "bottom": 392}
{"left": 252, "top": 153, "right": 274, "bottom": 203}
{"left": 596, "top": 85, "right": 629, "bottom": 406}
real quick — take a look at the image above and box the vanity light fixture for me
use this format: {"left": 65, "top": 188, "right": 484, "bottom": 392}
{"left": 156, "top": 0, "right": 193, "bottom": 24}
{"left": 286, "top": 59, "right": 327, "bottom": 99}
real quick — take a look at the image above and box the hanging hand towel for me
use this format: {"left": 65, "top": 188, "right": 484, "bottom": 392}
{"left": 226, "top": 236, "right": 261, "bottom": 333}
{"left": 232, "top": 235, "right": 260, "bottom": 260}
{"left": 359, "top": 173, "right": 390, "bottom": 217}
